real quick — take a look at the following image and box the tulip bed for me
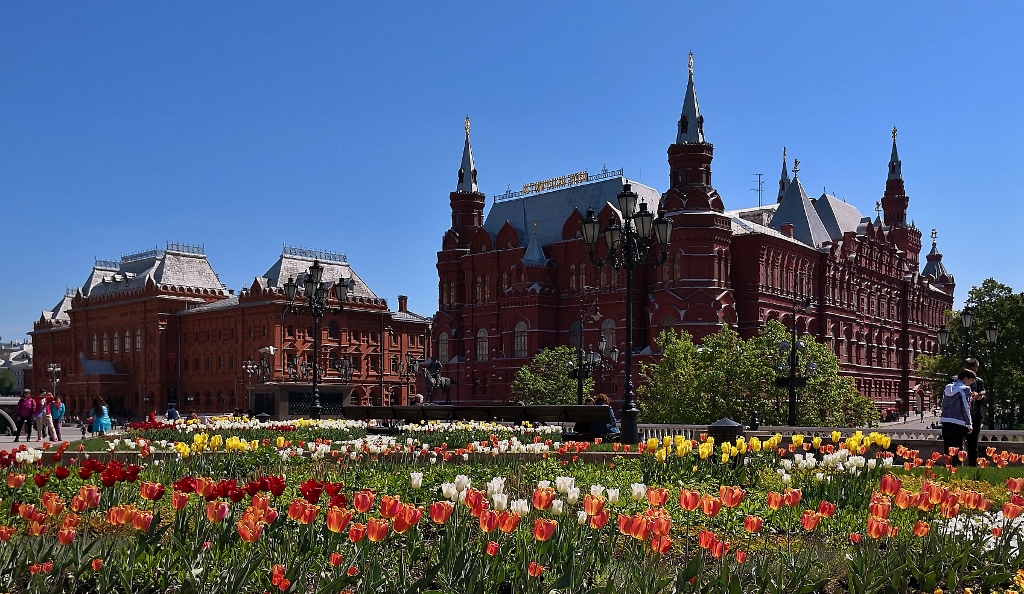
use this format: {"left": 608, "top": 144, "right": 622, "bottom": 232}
{"left": 0, "top": 424, "right": 1023, "bottom": 593}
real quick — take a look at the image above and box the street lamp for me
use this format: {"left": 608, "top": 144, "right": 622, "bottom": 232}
{"left": 47, "top": 363, "right": 61, "bottom": 397}
{"left": 937, "top": 325, "right": 950, "bottom": 350}
{"left": 581, "top": 185, "right": 673, "bottom": 444}
{"left": 283, "top": 261, "right": 355, "bottom": 420}
{"left": 961, "top": 306, "right": 975, "bottom": 359}
{"left": 396, "top": 352, "right": 419, "bottom": 404}
{"left": 774, "top": 271, "right": 817, "bottom": 426}
{"left": 567, "top": 289, "right": 602, "bottom": 405}
{"left": 985, "top": 320, "right": 999, "bottom": 346}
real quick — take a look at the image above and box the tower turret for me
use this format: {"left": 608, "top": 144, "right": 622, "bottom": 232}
{"left": 447, "top": 117, "right": 486, "bottom": 248}
{"left": 666, "top": 53, "right": 721, "bottom": 211}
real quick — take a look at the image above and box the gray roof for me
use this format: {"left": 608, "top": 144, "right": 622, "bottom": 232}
{"left": 813, "top": 194, "right": 864, "bottom": 241}
{"left": 261, "top": 247, "right": 378, "bottom": 300}
{"left": 179, "top": 294, "right": 240, "bottom": 316}
{"left": 521, "top": 225, "right": 548, "bottom": 267}
{"left": 457, "top": 117, "right": 478, "bottom": 193}
{"left": 83, "top": 244, "right": 225, "bottom": 298}
{"left": 44, "top": 294, "right": 73, "bottom": 322}
{"left": 726, "top": 205, "right": 811, "bottom": 248}
{"left": 777, "top": 148, "right": 790, "bottom": 202}
{"left": 676, "top": 53, "right": 705, "bottom": 144}
{"left": 483, "top": 176, "right": 661, "bottom": 248}
{"left": 768, "top": 177, "right": 832, "bottom": 247}
{"left": 888, "top": 137, "right": 902, "bottom": 180}
{"left": 922, "top": 242, "right": 949, "bottom": 279}
{"left": 391, "top": 310, "right": 430, "bottom": 324}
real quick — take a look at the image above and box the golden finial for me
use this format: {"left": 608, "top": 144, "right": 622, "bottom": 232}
{"left": 465, "top": 116, "right": 471, "bottom": 136}
{"left": 688, "top": 52, "right": 694, "bottom": 76}
{"left": 892, "top": 126, "right": 898, "bottom": 141}
{"left": 792, "top": 159, "right": 800, "bottom": 175}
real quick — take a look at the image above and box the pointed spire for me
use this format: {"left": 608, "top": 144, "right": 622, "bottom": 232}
{"left": 777, "top": 147, "right": 790, "bottom": 203}
{"left": 457, "top": 116, "right": 479, "bottom": 193}
{"left": 675, "top": 52, "right": 705, "bottom": 144}
{"left": 888, "top": 125, "right": 902, "bottom": 181}
{"left": 922, "top": 228, "right": 949, "bottom": 279}
{"left": 521, "top": 221, "right": 548, "bottom": 267}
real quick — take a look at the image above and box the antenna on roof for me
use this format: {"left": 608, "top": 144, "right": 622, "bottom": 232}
{"left": 751, "top": 173, "right": 764, "bottom": 207}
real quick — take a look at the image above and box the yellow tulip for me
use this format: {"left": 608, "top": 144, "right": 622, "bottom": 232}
{"left": 832, "top": 430, "right": 841, "bottom": 443}
{"left": 721, "top": 451, "right": 730, "bottom": 463}
{"left": 812, "top": 437, "right": 821, "bottom": 449}
{"left": 655, "top": 448, "right": 667, "bottom": 463}
{"left": 749, "top": 437, "right": 762, "bottom": 453}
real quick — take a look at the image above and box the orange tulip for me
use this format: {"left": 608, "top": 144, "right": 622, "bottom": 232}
{"left": 367, "top": 518, "right": 389, "bottom": 542}
{"left": 206, "top": 501, "right": 230, "bottom": 523}
{"left": 133, "top": 511, "right": 154, "bottom": 532}
{"left": 849, "top": 532, "right": 862, "bottom": 543}
{"left": 700, "top": 495, "right": 722, "bottom": 518}
{"left": 498, "top": 510, "right": 521, "bottom": 533}
{"left": 172, "top": 491, "right": 189, "bottom": 511}
{"left": 649, "top": 513, "right": 672, "bottom": 536}
{"left": 532, "top": 487, "right": 555, "bottom": 511}
{"left": 327, "top": 507, "right": 354, "bottom": 534}
{"left": 893, "top": 490, "right": 916, "bottom": 510}
{"left": 528, "top": 561, "right": 545, "bottom": 577}
{"left": 743, "top": 515, "right": 763, "bottom": 533}
{"left": 879, "top": 473, "right": 902, "bottom": 496}
{"left": 42, "top": 494, "right": 64, "bottom": 517}
{"left": 329, "top": 552, "right": 344, "bottom": 567}
{"left": 61, "top": 514, "right": 80, "bottom": 530}
{"left": 379, "top": 495, "right": 401, "bottom": 519}
{"left": 79, "top": 485, "right": 101, "bottom": 508}
{"left": 91, "top": 558, "right": 102, "bottom": 571}
{"left": 783, "top": 488, "right": 802, "bottom": 507}
{"left": 800, "top": 510, "right": 821, "bottom": 531}
{"left": 698, "top": 529, "right": 717, "bottom": 550}
{"left": 28, "top": 521, "right": 47, "bottom": 536}
{"left": 679, "top": 489, "right": 701, "bottom": 512}
{"left": 57, "top": 528, "right": 75, "bottom": 545}
{"left": 194, "top": 478, "right": 217, "bottom": 499}
{"left": 237, "top": 518, "right": 263, "bottom": 543}
{"left": 765, "top": 492, "right": 783, "bottom": 511}
{"left": 588, "top": 509, "right": 610, "bottom": 530}
{"left": 430, "top": 501, "right": 454, "bottom": 525}
{"left": 735, "top": 550, "right": 748, "bottom": 563}
{"left": 940, "top": 501, "right": 960, "bottom": 519}
{"left": 912, "top": 520, "right": 930, "bottom": 537}
{"left": 1003, "top": 502, "right": 1023, "bottom": 520}
{"left": 719, "top": 486, "right": 745, "bottom": 508}
{"left": 0, "top": 527, "right": 14, "bottom": 542}
{"left": 866, "top": 517, "right": 888, "bottom": 539}
{"left": 353, "top": 490, "right": 375, "bottom": 513}
{"left": 533, "top": 518, "right": 557, "bottom": 542}
{"left": 817, "top": 500, "right": 837, "bottom": 518}
{"left": 6, "top": 473, "right": 24, "bottom": 489}
{"left": 646, "top": 487, "right": 669, "bottom": 507}
{"left": 993, "top": 526, "right": 1003, "bottom": 537}
{"left": 583, "top": 494, "right": 605, "bottom": 517}
{"left": 869, "top": 499, "right": 891, "bottom": 520}
{"left": 348, "top": 522, "right": 366, "bottom": 543}
{"left": 1006, "top": 477, "right": 1024, "bottom": 494}
{"left": 485, "top": 541, "right": 499, "bottom": 556}
{"left": 18, "top": 503, "right": 35, "bottom": 521}
{"left": 629, "top": 516, "right": 652, "bottom": 541}
{"left": 711, "top": 539, "right": 730, "bottom": 559}
{"left": 479, "top": 509, "right": 499, "bottom": 533}
{"left": 651, "top": 534, "right": 673, "bottom": 554}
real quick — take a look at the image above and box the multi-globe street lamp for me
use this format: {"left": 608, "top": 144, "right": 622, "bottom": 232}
{"left": 283, "top": 260, "right": 355, "bottom": 420}
{"left": 581, "top": 184, "right": 673, "bottom": 444}
{"left": 396, "top": 353, "right": 419, "bottom": 403}
{"left": 774, "top": 272, "right": 817, "bottom": 427}
{"left": 47, "top": 363, "right": 61, "bottom": 397}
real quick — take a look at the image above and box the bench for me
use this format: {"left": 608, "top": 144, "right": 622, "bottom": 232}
{"left": 340, "top": 405, "right": 618, "bottom": 441}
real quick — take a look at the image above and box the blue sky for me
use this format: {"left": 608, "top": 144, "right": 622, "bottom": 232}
{"left": 2, "top": 2, "right": 1022, "bottom": 341}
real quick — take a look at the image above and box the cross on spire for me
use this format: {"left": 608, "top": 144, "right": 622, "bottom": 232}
{"left": 930, "top": 228, "right": 937, "bottom": 246}
{"left": 688, "top": 52, "right": 693, "bottom": 76}
{"left": 892, "top": 126, "right": 898, "bottom": 141}
{"left": 792, "top": 159, "right": 800, "bottom": 175}
{"left": 875, "top": 200, "right": 882, "bottom": 217}
{"left": 465, "top": 116, "right": 471, "bottom": 136}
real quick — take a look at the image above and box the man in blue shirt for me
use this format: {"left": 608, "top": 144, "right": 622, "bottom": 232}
{"left": 941, "top": 370, "right": 976, "bottom": 464}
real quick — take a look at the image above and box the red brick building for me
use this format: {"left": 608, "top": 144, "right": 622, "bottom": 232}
{"left": 30, "top": 244, "right": 430, "bottom": 419}
{"left": 433, "top": 58, "right": 955, "bottom": 415}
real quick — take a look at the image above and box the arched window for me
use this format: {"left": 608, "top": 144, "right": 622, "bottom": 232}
{"left": 327, "top": 321, "right": 339, "bottom": 340}
{"left": 476, "top": 328, "right": 489, "bottom": 362}
{"left": 674, "top": 253, "right": 682, "bottom": 280}
{"left": 611, "top": 269, "right": 619, "bottom": 288}
{"left": 502, "top": 272, "right": 509, "bottom": 291}
{"left": 194, "top": 358, "right": 200, "bottom": 372}
{"left": 569, "top": 265, "right": 577, "bottom": 290}
{"left": 102, "top": 333, "right": 109, "bottom": 354}
{"left": 579, "top": 267, "right": 586, "bottom": 291}
{"left": 437, "top": 333, "right": 449, "bottom": 363}
{"left": 661, "top": 315, "right": 675, "bottom": 330}
{"left": 484, "top": 276, "right": 491, "bottom": 303}
{"left": 569, "top": 321, "right": 582, "bottom": 349}
{"left": 600, "top": 268, "right": 608, "bottom": 289}
{"left": 113, "top": 333, "right": 120, "bottom": 354}
{"left": 135, "top": 329, "right": 142, "bottom": 351}
{"left": 124, "top": 331, "right": 130, "bottom": 354}
{"left": 514, "top": 322, "right": 528, "bottom": 358}
{"left": 601, "top": 319, "right": 616, "bottom": 351}
{"left": 92, "top": 334, "right": 98, "bottom": 355}
{"left": 661, "top": 263, "right": 669, "bottom": 285}
{"left": 476, "top": 277, "right": 483, "bottom": 305}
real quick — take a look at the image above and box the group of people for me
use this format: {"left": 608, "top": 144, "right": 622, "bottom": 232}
{"left": 13, "top": 390, "right": 111, "bottom": 441}
{"left": 940, "top": 358, "right": 986, "bottom": 466}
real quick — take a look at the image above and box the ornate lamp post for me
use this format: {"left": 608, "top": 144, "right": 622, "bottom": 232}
{"left": 395, "top": 353, "right": 419, "bottom": 404}
{"left": 283, "top": 260, "right": 354, "bottom": 420}
{"left": 581, "top": 184, "right": 673, "bottom": 444}
{"left": 774, "top": 272, "right": 817, "bottom": 426}
{"left": 567, "top": 290, "right": 602, "bottom": 405}
{"left": 47, "top": 363, "right": 61, "bottom": 397}
{"left": 961, "top": 306, "right": 975, "bottom": 359}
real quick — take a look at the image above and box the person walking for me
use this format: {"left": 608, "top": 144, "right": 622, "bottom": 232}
{"left": 49, "top": 397, "right": 66, "bottom": 441}
{"left": 91, "top": 398, "right": 112, "bottom": 437}
{"left": 14, "top": 389, "right": 36, "bottom": 442}
{"left": 33, "top": 391, "right": 58, "bottom": 442}
{"left": 960, "top": 358, "right": 986, "bottom": 467}
{"left": 941, "top": 370, "right": 976, "bottom": 464}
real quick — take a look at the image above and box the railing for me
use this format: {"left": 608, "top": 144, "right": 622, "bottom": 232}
{"left": 637, "top": 424, "right": 1024, "bottom": 443}
{"left": 121, "top": 248, "right": 161, "bottom": 263}
{"left": 94, "top": 259, "right": 119, "bottom": 270}
{"left": 492, "top": 167, "right": 625, "bottom": 203}
{"left": 283, "top": 245, "right": 347, "bottom": 264}
{"left": 166, "top": 241, "right": 204, "bottom": 255}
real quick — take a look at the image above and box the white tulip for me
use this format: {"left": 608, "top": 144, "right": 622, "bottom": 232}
{"left": 441, "top": 482, "right": 458, "bottom": 500}
{"left": 410, "top": 472, "right": 423, "bottom": 490}
{"left": 590, "top": 485, "right": 605, "bottom": 497}
{"left": 631, "top": 483, "right": 647, "bottom": 501}
{"left": 538, "top": 480, "right": 552, "bottom": 489}
{"left": 511, "top": 499, "right": 531, "bottom": 516}
{"left": 454, "top": 475, "right": 471, "bottom": 492}
{"left": 566, "top": 487, "right": 580, "bottom": 505}
{"left": 555, "top": 476, "right": 575, "bottom": 494}
{"left": 606, "top": 488, "right": 620, "bottom": 504}
{"left": 781, "top": 473, "right": 792, "bottom": 484}
{"left": 551, "top": 499, "right": 564, "bottom": 515}
{"left": 577, "top": 511, "right": 588, "bottom": 525}
{"left": 492, "top": 493, "right": 508, "bottom": 512}
{"left": 486, "top": 477, "right": 506, "bottom": 496}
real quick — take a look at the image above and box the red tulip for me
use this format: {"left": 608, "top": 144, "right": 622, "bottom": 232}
{"left": 533, "top": 518, "right": 557, "bottom": 542}
{"left": 430, "top": 501, "right": 454, "bottom": 525}
{"left": 783, "top": 488, "right": 802, "bottom": 507}
{"left": 353, "top": 490, "right": 375, "bottom": 513}
{"left": 849, "top": 532, "right": 862, "bottom": 543}
{"left": 172, "top": 491, "right": 189, "bottom": 510}
{"left": 879, "top": 473, "right": 902, "bottom": 496}
{"left": 367, "top": 518, "right": 389, "bottom": 542}
{"left": 700, "top": 495, "right": 722, "bottom": 518}
{"left": 139, "top": 481, "right": 166, "bottom": 501}
{"left": 679, "top": 489, "right": 701, "bottom": 512}
{"left": 912, "top": 520, "right": 930, "bottom": 537}
{"left": 379, "top": 495, "right": 402, "bottom": 519}
{"left": 53, "top": 466, "right": 71, "bottom": 481}
{"left": 528, "top": 561, "right": 545, "bottom": 577}
{"left": 588, "top": 509, "right": 610, "bottom": 530}
{"left": 646, "top": 488, "right": 669, "bottom": 507}
{"left": 33, "top": 474, "right": 49, "bottom": 488}
{"left": 329, "top": 552, "right": 344, "bottom": 567}
{"left": 651, "top": 534, "right": 672, "bottom": 554}
{"left": 91, "top": 558, "right": 102, "bottom": 571}
{"left": 485, "top": 541, "right": 499, "bottom": 556}
{"left": 327, "top": 507, "right": 354, "bottom": 534}
{"left": 735, "top": 550, "right": 748, "bottom": 563}
{"left": 392, "top": 504, "right": 422, "bottom": 534}
{"left": 349, "top": 522, "right": 366, "bottom": 543}
{"left": 719, "top": 486, "right": 745, "bottom": 508}
{"left": 817, "top": 500, "right": 837, "bottom": 518}
{"left": 498, "top": 510, "right": 521, "bottom": 533}
{"left": 743, "top": 515, "right": 763, "bottom": 533}
{"left": 800, "top": 510, "right": 821, "bottom": 531}
{"left": 6, "top": 473, "right": 24, "bottom": 489}
{"left": 57, "top": 528, "right": 75, "bottom": 545}
{"left": 765, "top": 491, "right": 783, "bottom": 511}
{"left": 532, "top": 487, "right": 555, "bottom": 511}
{"left": 866, "top": 517, "right": 888, "bottom": 539}
{"left": 1003, "top": 502, "right": 1023, "bottom": 520}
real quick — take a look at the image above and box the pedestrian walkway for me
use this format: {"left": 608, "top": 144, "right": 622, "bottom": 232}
{"left": 0, "top": 425, "right": 122, "bottom": 445}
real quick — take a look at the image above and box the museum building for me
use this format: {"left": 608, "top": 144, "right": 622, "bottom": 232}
{"left": 30, "top": 244, "right": 430, "bottom": 419}
{"left": 433, "top": 56, "right": 955, "bottom": 414}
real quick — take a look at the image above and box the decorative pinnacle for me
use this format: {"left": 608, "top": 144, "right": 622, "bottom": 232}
{"left": 783, "top": 146, "right": 787, "bottom": 159}
{"left": 792, "top": 159, "right": 800, "bottom": 175}
{"left": 875, "top": 201, "right": 882, "bottom": 216}
{"left": 892, "top": 126, "right": 898, "bottom": 141}
{"left": 532, "top": 220, "right": 538, "bottom": 235}
{"left": 931, "top": 228, "right": 937, "bottom": 246}
{"left": 465, "top": 116, "right": 471, "bottom": 136}
{"left": 688, "top": 52, "right": 693, "bottom": 76}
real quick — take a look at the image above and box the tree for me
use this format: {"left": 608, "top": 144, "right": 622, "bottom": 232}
{"left": 511, "top": 346, "right": 594, "bottom": 405}
{"left": 0, "top": 369, "right": 14, "bottom": 396}
{"left": 916, "top": 279, "right": 1024, "bottom": 428}
{"left": 637, "top": 321, "right": 877, "bottom": 427}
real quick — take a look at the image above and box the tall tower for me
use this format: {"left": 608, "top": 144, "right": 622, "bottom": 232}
{"left": 665, "top": 53, "right": 722, "bottom": 212}
{"left": 777, "top": 147, "right": 791, "bottom": 204}
{"left": 447, "top": 116, "right": 485, "bottom": 246}
{"left": 880, "top": 127, "right": 922, "bottom": 267}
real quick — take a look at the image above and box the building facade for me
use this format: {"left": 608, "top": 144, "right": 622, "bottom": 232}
{"left": 433, "top": 57, "right": 955, "bottom": 415}
{"left": 0, "top": 340, "right": 33, "bottom": 394}
{"left": 30, "top": 244, "right": 430, "bottom": 419}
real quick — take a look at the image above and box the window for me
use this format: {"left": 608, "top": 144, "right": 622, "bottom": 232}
{"left": 102, "top": 333, "right": 109, "bottom": 354}
{"left": 484, "top": 276, "right": 490, "bottom": 303}
{"left": 514, "top": 322, "right": 528, "bottom": 358}
{"left": 476, "top": 328, "right": 489, "bottom": 362}
{"left": 579, "top": 267, "right": 585, "bottom": 291}
{"left": 308, "top": 327, "right": 314, "bottom": 339}
{"left": 205, "top": 357, "right": 211, "bottom": 371}
{"left": 327, "top": 321, "right": 339, "bottom": 340}
{"left": 601, "top": 319, "right": 616, "bottom": 351}
{"left": 194, "top": 358, "right": 200, "bottom": 371}
{"left": 438, "top": 334, "right": 449, "bottom": 363}
{"left": 287, "top": 325, "right": 295, "bottom": 337}
{"left": 502, "top": 272, "right": 508, "bottom": 290}
{"left": 600, "top": 268, "right": 608, "bottom": 289}
{"left": 113, "top": 333, "right": 120, "bottom": 354}
{"left": 674, "top": 253, "right": 682, "bottom": 280}
{"left": 569, "top": 321, "right": 582, "bottom": 349}
{"left": 92, "top": 334, "right": 98, "bottom": 355}
{"left": 217, "top": 356, "right": 224, "bottom": 370}
{"left": 124, "top": 331, "right": 130, "bottom": 353}
{"left": 135, "top": 329, "right": 142, "bottom": 351}
{"left": 476, "top": 277, "right": 483, "bottom": 305}
{"left": 570, "top": 265, "right": 577, "bottom": 290}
